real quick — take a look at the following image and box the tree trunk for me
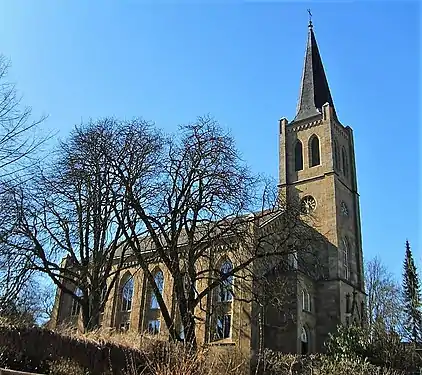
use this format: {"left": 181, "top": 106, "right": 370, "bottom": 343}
{"left": 182, "top": 311, "right": 197, "bottom": 350}
{"left": 81, "top": 297, "right": 101, "bottom": 332}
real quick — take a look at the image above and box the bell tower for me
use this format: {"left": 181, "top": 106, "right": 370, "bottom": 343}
{"left": 278, "top": 20, "right": 365, "bottom": 349}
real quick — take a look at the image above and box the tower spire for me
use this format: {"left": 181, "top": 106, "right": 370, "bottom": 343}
{"left": 294, "top": 18, "right": 337, "bottom": 122}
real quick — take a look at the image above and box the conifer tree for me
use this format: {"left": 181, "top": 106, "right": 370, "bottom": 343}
{"left": 402, "top": 240, "right": 422, "bottom": 343}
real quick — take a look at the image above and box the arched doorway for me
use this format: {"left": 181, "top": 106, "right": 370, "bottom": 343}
{"left": 301, "top": 326, "right": 309, "bottom": 354}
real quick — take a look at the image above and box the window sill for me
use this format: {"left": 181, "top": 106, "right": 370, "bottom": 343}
{"left": 208, "top": 339, "right": 236, "bottom": 347}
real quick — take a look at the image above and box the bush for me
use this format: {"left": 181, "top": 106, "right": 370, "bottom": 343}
{"left": 325, "top": 324, "right": 422, "bottom": 373}
{"left": 325, "top": 324, "right": 370, "bottom": 362}
{"left": 261, "top": 351, "right": 405, "bottom": 375}
{"left": 0, "top": 324, "right": 146, "bottom": 374}
{"left": 48, "top": 358, "right": 90, "bottom": 375}
{"left": 0, "top": 345, "right": 50, "bottom": 373}
{"left": 0, "top": 322, "right": 418, "bottom": 375}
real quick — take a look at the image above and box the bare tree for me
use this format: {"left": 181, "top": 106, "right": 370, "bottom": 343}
{"left": 0, "top": 276, "right": 54, "bottom": 327}
{"left": 365, "top": 256, "right": 404, "bottom": 339}
{"left": 0, "top": 55, "right": 48, "bottom": 310}
{"left": 104, "top": 115, "right": 321, "bottom": 348}
{"left": 6, "top": 120, "right": 143, "bottom": 331}
{"left": 8, "top": 115, "right": 321, "bottom": 340}
{"left": 0, "top": 55, "right": 47, "bottom": 179}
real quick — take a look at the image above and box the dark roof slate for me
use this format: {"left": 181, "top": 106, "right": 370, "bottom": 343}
{"left": 293, "top": 22, "right": 337, "bottom": 123}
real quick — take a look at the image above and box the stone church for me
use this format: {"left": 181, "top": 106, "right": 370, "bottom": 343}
{"left": 50, "top": 20, "right": 366, "bottom": 355}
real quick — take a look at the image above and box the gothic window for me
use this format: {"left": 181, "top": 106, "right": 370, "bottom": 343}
{"left": 342, "top": 238, "right": 350, "bottom": 280}
{"left": 333, "top": 139, "right": 340, "bottom": 170}
{"left": 345, "top": 293, "right": 351, "bottom": 323}
{"left": 294, "top": 140, "right": 303, "bottom": 171}
{"left": 143, "top": 269, "right": 164, "bottom": 335}
{"left": 150, "top": 270, "right": 164, "bottom": 309}
{"left": 174, "top": 268, "right": 198, "bottom": 340}
{"left": 71, "top": 288, "right": 83, "bottom": 316}
{"left": 216, "top": 314, "right": 231, "bottom": 339}
{"left": 301, "top": 326, "right": 310, "bottom": 354}
{"left": 212, "top": 259, "right": 233, "bottom": 341}
{"left": 121, "top": 275, "right": 134, "bottom": 312}
{"left": 342, "top": 147, "right": 349, "bottom": 178}
{"left": 219, "top": 260, "right": 233, "bottom": 302}
{"left": 148, "top": 319, "right": 160, "bottom": 335}
{"left": 302, "top": 289, "right": 311, "bottom": 312}
{"left": 309, "top": 135, "right": 320, "bottom": 167}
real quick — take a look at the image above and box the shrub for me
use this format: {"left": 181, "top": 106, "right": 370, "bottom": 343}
{"left": 325, "top": 324, "right": 370, "bottom": 362}
{"left": 0, "top": 324, "right": 146, "bottom": 375}
{"left": 0, "top": 345, "right": 50, "bottom": 373}
{"left": 48, "top": 358, "right": 90, "bottom": 375}
{"left": 261, "top": 350, "right": 405, "bottom": 375}
{"left": 0, "top": 322, "right": 417, "bottom": 375}
{"left": 325, "top": 323, "right": 422, "bottom": 373}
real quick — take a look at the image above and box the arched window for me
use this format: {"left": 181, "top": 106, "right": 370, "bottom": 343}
{"left": 150, "top": 270, "right": 164, "bottom": 309}
{"left": 301, "top": 326, "right": 310, "bottom": 354}
{"left": 216, "top": 314, "right": 231, "bottom": 340}
{"left": 309, "top": 135, "right": 321, "bottom": 167}
{"left": 294, "top": 140, "right": 303, "bottom": 171}
{"left": 213, "top": 259, "right": 234, "bottom": 341}
{"left": 302, "top": 289, "right": 311, "bottom": 312}
{"left": 121, "top": 275, "right": 134, "bottom": 312}
{"left": 71, "top": 288, "right": 83, "bottom": 316}
{"left": 342, "top": 238, "right": 350, "bottom": 280}
{"left": 333, "top": 140, "right": 340, "bottom": 170}
{"left": 342, "top": 147, "right": 349, "bottom": 178}
{"left": 219, "top": 260, "right": 233, "bottom": 302}
{"left": 148, "top": 320, "right": 160, "bottom": 335}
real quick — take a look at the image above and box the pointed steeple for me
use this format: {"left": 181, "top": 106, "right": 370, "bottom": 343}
{"left": 294, "top": 21, "right": 337, "bottom": 122}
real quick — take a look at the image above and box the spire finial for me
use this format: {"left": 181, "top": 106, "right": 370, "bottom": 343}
{"left": 307, "top": 9, "right": 313, "bottom": 28}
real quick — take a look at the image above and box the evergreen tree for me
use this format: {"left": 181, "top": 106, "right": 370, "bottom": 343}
{"left": 402, "top": 240, "right": 422, "bottom": 343}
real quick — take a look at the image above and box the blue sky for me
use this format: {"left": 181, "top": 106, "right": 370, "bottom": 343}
{"left": 0, "top": 1, "right": 419, "bottom": 282}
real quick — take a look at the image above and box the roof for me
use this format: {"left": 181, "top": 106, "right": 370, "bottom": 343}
{"left": 113, "top": 209, "right": 285, "bottom": 260}
{"left": 293, "top": 21, "right": 337, "bottom": 123}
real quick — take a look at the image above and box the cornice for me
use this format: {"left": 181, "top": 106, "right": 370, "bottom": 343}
{"left": 287, "top": 119, "right": 323, "bottom": 133}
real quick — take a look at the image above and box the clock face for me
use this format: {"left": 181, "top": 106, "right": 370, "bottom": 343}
{"left": 301, "top": 195, "right": 316, "bottom": 214}
{"left": 341, "top": 201, "right": 349, "bottom": 217}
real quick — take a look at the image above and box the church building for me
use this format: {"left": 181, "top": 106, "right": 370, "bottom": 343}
{"left": 50, "top": 20, "right": 366, "bottom": 356}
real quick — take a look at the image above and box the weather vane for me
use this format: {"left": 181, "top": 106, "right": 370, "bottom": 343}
{"left": 307, "top": 9, "right": 313, "bottom": 26}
